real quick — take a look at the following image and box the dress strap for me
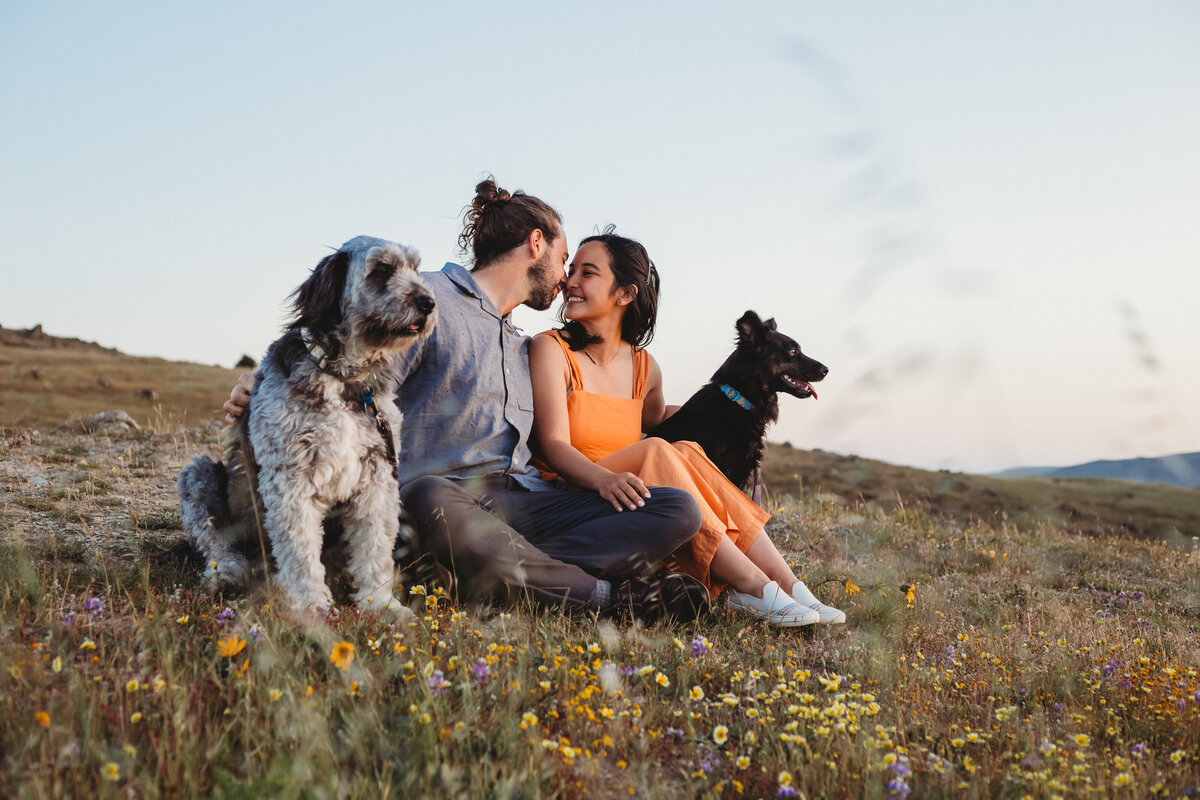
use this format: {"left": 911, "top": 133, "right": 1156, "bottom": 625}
{"left": 544, "top": 331, "right": 585, "bottom": 392}
{"left": 631, "top": 347, "right": 651, "bottom": 400}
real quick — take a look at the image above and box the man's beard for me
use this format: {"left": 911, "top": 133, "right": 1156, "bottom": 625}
{"left": 524, "top": 250, "right": 561, "bottom": 311}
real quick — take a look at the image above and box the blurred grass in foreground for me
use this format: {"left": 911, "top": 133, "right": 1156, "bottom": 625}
{"left": 3, "top": 485, "right": 1198, "bottom": 797}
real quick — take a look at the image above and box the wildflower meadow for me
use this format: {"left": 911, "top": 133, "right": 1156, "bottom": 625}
{"left": 2, "top": 426, "right": 1198, "bottom": 798}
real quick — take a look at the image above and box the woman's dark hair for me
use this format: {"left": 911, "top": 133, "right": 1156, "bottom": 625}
{"left": 458, "top": 176, "right": 562, "bottom": 269}
{"left": 558, "top": 225, "right": 660, "bottom": 350}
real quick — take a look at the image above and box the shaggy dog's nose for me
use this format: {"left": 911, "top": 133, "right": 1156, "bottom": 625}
{"left": 415, "top": 295, "right": 436, "bottom": 315}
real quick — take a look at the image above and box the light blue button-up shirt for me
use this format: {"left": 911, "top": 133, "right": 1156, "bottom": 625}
{"left": 388, "top": 262, "right": 551, "bottom": 491}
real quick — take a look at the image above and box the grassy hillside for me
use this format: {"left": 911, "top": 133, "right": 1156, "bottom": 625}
{"left": 761, "top": 443, "right": 1200, "bottom": 544}
{"left": 0, "top": 326, "right": 242, "bottom": 431}
{"left": 2, "top": 424, "right": 1198, "bottom": 797}
{"left": 1, "top": 331, "right": 1198, "bottom": 796}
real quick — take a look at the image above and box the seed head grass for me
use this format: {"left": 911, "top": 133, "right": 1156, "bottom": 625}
{"left": 2, "top": 486, "right": 1198, "bottom": 797}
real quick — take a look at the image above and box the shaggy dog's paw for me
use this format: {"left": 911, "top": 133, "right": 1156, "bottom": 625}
{"left": 200, "top": 557, "right": 251, "bottom": 592}
{"left": 357, "top": 594, "right": 416, "bottom": 622}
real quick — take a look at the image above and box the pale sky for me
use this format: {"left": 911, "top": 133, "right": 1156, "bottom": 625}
{"left": 3, "top": 2, "right": 1198, "bottom": 473}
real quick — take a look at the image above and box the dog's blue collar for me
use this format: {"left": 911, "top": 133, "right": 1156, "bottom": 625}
{"left": 719, "top": 384, "right": 754, "bottom": 411}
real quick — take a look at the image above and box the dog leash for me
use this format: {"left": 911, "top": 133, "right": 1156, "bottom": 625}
{"left": 360, "top": 389, "right": 399, "bottom": 477}
{"left": 719, "top": 384, "right": 766, "bottom": 506}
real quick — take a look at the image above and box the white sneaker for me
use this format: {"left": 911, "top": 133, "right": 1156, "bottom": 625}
{"left": 726, "top": 581, "right": 819, "bottom": 627}
{"left": 790, "top": 580, "right": 846, "bottom": 625}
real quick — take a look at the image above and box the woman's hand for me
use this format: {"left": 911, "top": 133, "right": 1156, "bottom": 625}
{"left": 223, "top": 373, "right": 255, "bottom": 423}
{"left": 597, "top": 470, "right": 651, "bottom": 512}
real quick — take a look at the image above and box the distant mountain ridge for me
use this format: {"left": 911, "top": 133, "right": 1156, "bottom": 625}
{"left": 993, "top": 452, "right": 1200, "bottom": 488}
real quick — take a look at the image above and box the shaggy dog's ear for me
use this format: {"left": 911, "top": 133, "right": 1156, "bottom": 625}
{"left": 736, "top": 310, "right": 768, "bottom": 344}
{"left": 764, "top": 317, "right": 778, "bottom": 332}
{"left": 288, "top": 250, "right": 350, "bottom": 332}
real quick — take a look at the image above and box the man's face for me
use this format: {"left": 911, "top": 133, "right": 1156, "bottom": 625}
{"left": 524, "top": 231, "right": 568, "bottom": 311}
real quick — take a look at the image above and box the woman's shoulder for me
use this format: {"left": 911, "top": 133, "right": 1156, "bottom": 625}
{"left": 530, "top": 330, "right": 569, "bottom": 363}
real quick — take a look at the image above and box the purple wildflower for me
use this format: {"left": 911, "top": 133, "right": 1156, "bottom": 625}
{"left": 83, "top": 598, "right": 103, "bottom": 618}
{"left": 215, "top": 607, "right": 235, "bottom": 625}
{"left": 666, "top": 727, "right": 684, "bottom": 742}
{"left": 1021, "top": 753, "right": 1042, "bottom": 768}
{"left": 777, "top": 787, "right": 799, "bottom": 798}
{"left": 469, "top": 659, "right": 491, "bottom": 684}
{"left": 886, "top": 778, "right": 911, "bottom": 798}
{"left": 698, "top": 748, "right": 715, "bottom": 773}
{"left": 690, "top": 638, "right": 710, "bottom": 657}
{"left": 427, "top": 670, "right": 448, "bottom": 694}
{"left": 620, "top": 666, "right": 636, "bottom": 676}
{"left": 1132, "top": 743, "right": 1148, "bottom": 757}
{"left": 888, "top": 756, "right": 912, "bottom": 778}
{"left": 61, "top": 613, "right": 75, "bottom": 627}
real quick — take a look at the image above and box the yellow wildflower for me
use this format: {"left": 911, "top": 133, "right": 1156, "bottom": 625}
{"left": 330, "top": 641, "right": 355, "bottom": 671}
{"left": 843, "top": 579, "right": 861, "bottom": 597}
{"left": 126, "top": 679, "right": 139, "bottom": 692}
{"left": 52, "top": 657, "right": 62, "bottom": 673}
{"left": 778, "top": 771, "right": 793, "bottom": 787}
{"left": 904, "top": 584, "right": 915, "bottom": 603}
{"left": 102, "top": 762, "right": 120, "bottom": 781}
{"left": 130, "top": 712, "right": 142, "bottom": 724}
{"left": 736, "top": 755, "right": 750, "bottom": 769}
{"left": 269, "top": 689, "right": 283, "bottom": 701}
{"left": 1073, "top": 734, "right": 1090, "bottom": 747}
{"left": 655, "top": 672, "right": 670, "bottom": 687}
{"left": 35, "top": 711, "right": 50, "bottom": 729}
{"left": 690, "top": 686, "right": 705, "bottom": 701}
{"left": 713, "top": 725, "right": 729, "bottom": 745}
{"left": 217, "top": 635, "right": 246, "bottom": 658}
{"left": 1170, "top": 750, "right": 1185, "bottom": 763}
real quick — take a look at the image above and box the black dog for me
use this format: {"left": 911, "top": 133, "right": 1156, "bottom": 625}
{"left": 647, "top": 310, "right": 827, "bottom": 492}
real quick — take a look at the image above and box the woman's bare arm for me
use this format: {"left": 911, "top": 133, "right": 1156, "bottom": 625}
{"left": 529, "top": 334, "right": 649, "bottom": 511}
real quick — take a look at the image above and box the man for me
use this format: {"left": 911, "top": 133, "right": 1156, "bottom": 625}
{"left": 226, "top": 178, "right": 706, "bottom": 622}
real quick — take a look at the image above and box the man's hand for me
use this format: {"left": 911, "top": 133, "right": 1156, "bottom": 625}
{"left": 223, "top": 372, "right": 255, "bottom": 423}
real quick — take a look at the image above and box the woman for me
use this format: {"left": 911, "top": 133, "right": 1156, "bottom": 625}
{"left": 529, "top": 229, "right": 845, "bottom": 627}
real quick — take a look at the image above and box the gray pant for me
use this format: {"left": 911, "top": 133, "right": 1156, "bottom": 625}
{"left": 400, "top": 475, "right": 701, "bottom": 609}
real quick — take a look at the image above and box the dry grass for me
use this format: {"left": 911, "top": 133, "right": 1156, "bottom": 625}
{"left": 1, "top": 336, "right": 1197, "bottom": 796}
{"left": 2, "top": 426, "right": 1199, "bottom": 798}
{"left": 0, "top": 341, "right": 241, "bottom": 432}
{"left": 762, "top": 443, "right": 1200, "bottom": 542}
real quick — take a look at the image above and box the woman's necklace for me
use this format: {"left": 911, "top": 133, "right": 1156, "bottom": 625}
{"left": 581, "top": 344, "right": 623, "bottom": 368}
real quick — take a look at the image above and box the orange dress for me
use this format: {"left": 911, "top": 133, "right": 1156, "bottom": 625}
{"left": 535, "top": 331, "right": 768, "bottom": 598}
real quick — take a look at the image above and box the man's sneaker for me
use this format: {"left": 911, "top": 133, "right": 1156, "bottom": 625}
{"left": 608, "top": 573, "right": 710, "bottom": 625}
{"left": 725, "top": 581, "right": 819, "bottom": 627}
{"left": 790, "top": 580, "right": 846, "bottom": 625}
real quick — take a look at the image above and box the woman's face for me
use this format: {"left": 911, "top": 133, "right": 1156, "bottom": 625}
{"left": 561, "top": 241, "right": 631, "bottom": 322}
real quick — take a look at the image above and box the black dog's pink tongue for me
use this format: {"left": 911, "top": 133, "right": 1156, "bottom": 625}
{"left": 807, "top": 383, "right": 818, "bottom": 400}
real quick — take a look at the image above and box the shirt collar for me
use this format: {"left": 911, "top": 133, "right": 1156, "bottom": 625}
{"left": 442, "top": 262, "right": 512, "bottom": 325}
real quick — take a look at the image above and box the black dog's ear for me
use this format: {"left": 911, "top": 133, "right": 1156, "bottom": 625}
{"left": 287, "top": 250, "right": 349, "bottom": 332}
{"left": 764, "top": 317, "right": 778, "bottom": 332}
{"left": 736, "top": 310, "right": 766, "bottom": 344}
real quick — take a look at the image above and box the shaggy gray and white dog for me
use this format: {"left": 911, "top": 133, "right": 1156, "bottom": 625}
{"left": 177, "top": 236, "right": 435, "bottom": 616}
